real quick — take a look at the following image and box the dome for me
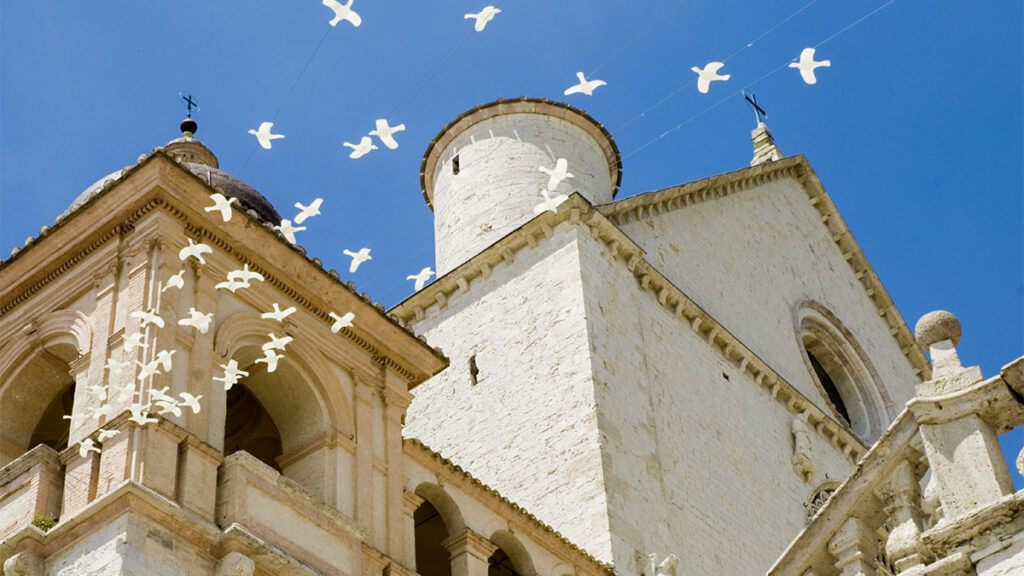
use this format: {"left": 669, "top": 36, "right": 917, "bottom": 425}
{"left": 185, "top": 163, "right": 281, "bottom": 224}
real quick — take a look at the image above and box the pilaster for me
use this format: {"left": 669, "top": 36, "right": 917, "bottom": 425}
{"left": 827, "top": 517, "right": 878, "bottom": 576}
{"left": 442, "top": 528, "right": 498, "bottom": 576}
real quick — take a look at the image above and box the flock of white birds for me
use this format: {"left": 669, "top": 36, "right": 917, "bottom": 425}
{"left": 69, "top": 2, "right": 835, "bottom": 459}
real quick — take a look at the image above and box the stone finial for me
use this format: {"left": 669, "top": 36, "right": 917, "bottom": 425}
{"left": 751, "top": 122, "right": 784, "bottom": 166}
{"left": 164, "top": 118, "right": 219, "bottom": 169}
{"left": 914, "top": 310, "right": 961, "bottom": 348}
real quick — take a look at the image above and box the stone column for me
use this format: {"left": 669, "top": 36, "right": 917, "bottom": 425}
{"left": 875, "top": 459, "right": 926, "bottom": 572}
{"left": 828, "top": 517, "right": 878, "bottom": 576}
{"left": 353, "top": 370, "right": 376, "bottom": 533}
{"left": 908, "top": 311, "right": 1015, "bottom": 520}
{"left": 382, "top": 368, "right": 414, "bottom": 562}
{"left": 404, "top": 490, "right": 426, "bottom": 571}
{"left": 443, "top": 528, "right": 498, "bottom": 576}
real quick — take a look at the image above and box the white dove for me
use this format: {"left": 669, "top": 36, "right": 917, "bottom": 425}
{"left": 465, "top": 6, "right": 501, "bottom": 31}
{"left": 227, "top": 264, "right": 264, "bottom": 284}
{"left": 369, "top": 119, "right": 405, "bottom": 150}
{"left": 178, "top": 308, "right": 214, "bottom": 334}
{"left": 205, "top": 193, "right": 237, "bottom": 222}
{"left": 215, "top": 279, "right": 250, "bottom": 293}
{"left": 127, "top": 404, "right": 159, "bottom": 427}
{"left": 79, "top": 438, "right": 102, "bottom": 459}
{"left": 274, "top": 219, "right": 306, "bottom": 245}
{"left": 329, "top": 311, "right": 355, "bottom": 333}
{"left": 692, "top": 62, "right": 730, "bottom": 94}
{"left": 323, "top": 0, "right": 362, "bottom": 27}
{"left": 342, "top": 247, "right": 372, "bottom": 273}
{"left": 86, "top": 383, "right": 108, "bottom": 401}
{"left": 154, "top": 399, "right": 182, "bottom": 417}
{"left": 137, "top": 359, "right": 162, "bottom": 382}
{"left": 344, "top": 136, "right": 378, "bottom": 159}
{"left": 248, "top": 121, "right": 285, "bottom": 149}
{"left": 789, "top": 47, "right": 831, "bottom": 85}
{"left": 255, "top": 349, "right": 284, "bottom": 373}
{"left": 155, "top": 349, "right": 176, "bottom": 372}
{"left": 131, "top": 308, "right": 165, "bottom": 329}
{"left": 261, "top": 303, "right": 296, "bottom": 322}
{"left": 563, "top": 71, "right": 607, "bottom": 96}
{"left": 178, "top": 392, "right": 203, "bottom": 414}
{"left": 97, "top": 428, "right": 120, "bottom": 442}
{"left": 106, "top": 358, "right": 130, "bottom": 377}
{"left": 407, "top": 267, "right": 435, "bottom": 291}
{"left": 123, "top": 332, "right": 147, "bottom": 353}
{"left": 263, "top": 333, "right": 293, "bottom": 351}
{"left": 92, "top": 403, "right": 118, "bottom": 421}
{"left": 539, "top": 158, "right": 574, "bottom": 190}
{"left": 162, "top": 269, "right": 185, "bottom": 293}
{"left": 179, "top": 238, "right": 213, "bottom": 264}
{"left": 215, "top": 359, "right": 248, "bottom": 390}
{"left": 112, "top": 383, "right": 136, "bottom": 403}
{"left": 533, "top": 189, "right": 569, "bottom": 215}
{"left": 149, "top": 386, "right": 177, "bottom": 405}
{"left": 293, "top": 198, "right": 323, "bottom": 224}
{"left": 63, "top": 413, "right": 86, "bottom": 429}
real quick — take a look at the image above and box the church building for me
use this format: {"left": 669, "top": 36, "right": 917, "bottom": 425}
{"left": 1, "top": 98, "right": 1022, "bottom": 576}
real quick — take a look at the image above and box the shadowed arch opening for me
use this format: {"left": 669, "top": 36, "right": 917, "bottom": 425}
{"left": 224, "top": 383, "right": 284, "bottom": 472}
{"left": 795, "top": 302, "right": 891, "bottom": 442}
{"left": 0, "top": 345, "right": 77, "bottom": 467}
{"left": 488, "top": 530, "right": 535, "bottom": 576}
{"left": 414, "top": 499, "right": 453, "bottom": 576}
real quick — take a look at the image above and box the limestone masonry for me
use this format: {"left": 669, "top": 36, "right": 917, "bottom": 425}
{"left": 1, "top": 97, "right": 1022, "bottom": 576}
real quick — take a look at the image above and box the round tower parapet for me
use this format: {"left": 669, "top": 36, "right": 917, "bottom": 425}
{"left": 421, "top": 98, "right": 621, "bottom": 276}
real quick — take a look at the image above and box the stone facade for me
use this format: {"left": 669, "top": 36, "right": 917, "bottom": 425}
{"left": 1, "top": 99, "right": 1021, "bottom": 576}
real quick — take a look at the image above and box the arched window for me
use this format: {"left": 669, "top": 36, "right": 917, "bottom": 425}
{"left": 795, "top": 302, "right": 893, "bottom": 442}
{"left": 414, "top": 500, "right": 453, "bottom": 576}
{"left": 488, "top": 531, "right": 535, "bottom": 576}
{"left": 224, "top": 384, "right": 283, "bottom": 471}
{"left": 29, "top": 383, "right": 77, "bottom": 453}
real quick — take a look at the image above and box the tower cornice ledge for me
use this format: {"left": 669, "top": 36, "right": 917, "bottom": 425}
{"left": 391, "top": 190, "right": 869, "bottom": 466}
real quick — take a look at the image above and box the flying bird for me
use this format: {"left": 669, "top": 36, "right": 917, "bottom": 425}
{"left": 137, "top": 359, "right": 162, "bottom": 382}
{"left": 112, "top": 383, "right": 136, "bottom": 403}
{"left": 539, "top": 158, "right": 574, "bottom": 191}
{"left": 263, "top": 333, "right": 293, "bottom": 351}
{"left": 215, "top": 279, "right": 250, "bottom": 293}
{"left": 106, "top": 358, "right": 130, "bottom": 376}
{"left": 92, "top": 403, "right": 118, "bottom": 421}
{"left": 205, "top": 193, "right": 237, "bottom": 222}
{"left": 179, "top": 238, "right": 213, "bottom": 264}
{"left": 79, "top": 438, "right": 102, "bottom": 458}
{"left": 149, "top": 386, "right": 177, "bottom": 405}
{"left": 155, "top": 349, "right": 176, "bottom": 372}
{"left": 255, "top": 349, "right": 284, "bottom": 373}
{"left": 248, "top": 122, "right": 285, "bottom": 149}
{"left": 155, "top": 399, "right": 182, "bottom": 417}
{"left": 563, "top": 72, "right": 607, "bottom": 96}
{"left": 261, "top": 303, "right": 296, "bottom": 322}
{"left": 323, "top": 0, "right": 362, "bottom": 27}
{"left": 215, "top": 359, "right": 248, "bottom": 390}
{"left": 131, "top": 309, "right": 165, "bottom": 329}
{"left": 274, "top": 219, "right": 306, "bottom": 245}
{"left": 178, "top": 392, "right": 203, "bottom": 414}
{"left": 86, "top": 383, "right": 108, "bottom": 401}
{"left": 293, "top": 198, "right": 323, "bottom": 224}
{"left": 128, "top": 404, "right": 159, "bottom": 427}
{"left": 227, "top": 264, "right": 265, "bottom": 284}
{"left": 788, "top": 47, "right": 831, "bottom": 85}
{"left": 369, "top": 119, "right": 405, "bottom": 150}
{"left": 329, "top": 311, "right": 355, "bottom": 333}
{"left": 465, "top": 6, "right": 501, "bottom": 31}
{"left": 343, "top": 136, "right": 378, "bottom": 159}
{"left": 97, "top": 428, "right": 120, "bottom": 442}
{"left": 123, "top": 332, "right": 147, "bottom": 353}
{"left": 162, "top": 269, "right": 185, "bottom": 293}
{"left": 407, "top": 267, "right": 435, "bottom": 291}
{"left": 342, "top": 248, "right": 372, "bottom": 273}
{"left": 691, "top": 62, "right": 730, "bottom": 94}
{"left": 533, "top": 189, "right": 569, "bottom": 215}
{"left": 178, "top": 308, "right": 214, "bottom": 334}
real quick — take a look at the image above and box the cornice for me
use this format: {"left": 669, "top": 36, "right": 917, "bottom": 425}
{"left": 393, "top": 193, "right": 869, "bottom": 464}
{"left": 597, "top": 155, "right": 930, "bottom": 381}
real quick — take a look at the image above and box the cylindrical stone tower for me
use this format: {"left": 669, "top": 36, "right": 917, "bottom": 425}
{"left": 421, "top": 97, "right": 621, "bottom": 276}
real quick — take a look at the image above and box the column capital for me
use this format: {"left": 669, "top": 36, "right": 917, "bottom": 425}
{"left": 442, "top": 527, "right": 498, "bottom": 560}
{"left": 827, "top": 517, "right": 877, "bottom": 576}
{"left": 403, "top": 490, "right": 425, "bottom": 513}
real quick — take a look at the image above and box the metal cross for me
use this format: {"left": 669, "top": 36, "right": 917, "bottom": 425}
{"left": 180, "top": 92, "right": 199, "bottom": 118}
{"left": 743, "top": 91, "right": 767, "bottom": 126}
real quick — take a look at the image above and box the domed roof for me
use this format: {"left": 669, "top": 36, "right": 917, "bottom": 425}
{"left": 57, "top": 122, "right": 281, "bottom": 226}
{"left": 185, "top": 163, "right": 281, "bottom": 224}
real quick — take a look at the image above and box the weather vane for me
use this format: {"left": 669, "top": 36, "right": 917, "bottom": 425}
{"left": 742, "top": 91, "right": 767, "bottom": 126}
{"left": 179, "top": 91, "right": 199, "bottom": 119}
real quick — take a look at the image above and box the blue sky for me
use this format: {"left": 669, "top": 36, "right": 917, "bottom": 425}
{"left": 2, "top": 2, "right": 1022, "bottom": 483}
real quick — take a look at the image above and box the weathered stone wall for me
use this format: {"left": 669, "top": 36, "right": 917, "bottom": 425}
{"left": 404, "top": 224, "right": 614, "bottom": 560}
{"left": 575, "top": 226, "right": 856, "bottom": 575}
{"left": 431, "top": 113, "right": 614, "bottom": 276}
{"left": 614, "top": 177, "right": 919, "bottom": 433}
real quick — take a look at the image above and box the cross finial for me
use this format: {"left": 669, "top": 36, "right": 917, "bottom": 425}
{"left": 743, "top": 91, "right": 767, "bottom": 126}
{"left": 180, "top": 91, "right": 199, "bottom": 119}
